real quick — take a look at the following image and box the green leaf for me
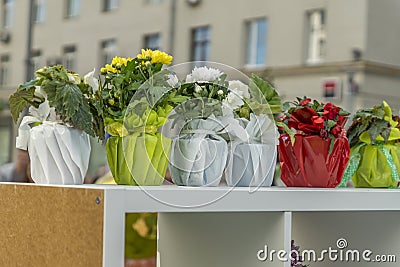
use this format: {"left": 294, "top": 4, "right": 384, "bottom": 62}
{"left": 276, "top": 121, "right": 294, "bottom": 144}
{"left": 282, "top": 101, "right": 291, "bottom": 112}
{"left": 9, "top": 87, "right": 36, "bottom": 123}
{"left": 326, "top": 119, "right": 336, "bottom": 130}
{"left": 17, "top": 79, "right": 38, "bottom": 92}
{"left": 347, "top": 103, "right": 397, "bottom": 146}
{"left": 328, "top": 136, "right": 335, "bottom": 154}
{"left": 368, "top": 120, "right": 390, "bottom": 144}
{"left": 249, "top": 74, "right": 282, "bottom": 114}
{"left": 43, "top": 80, "right": 95, "bottom": 137}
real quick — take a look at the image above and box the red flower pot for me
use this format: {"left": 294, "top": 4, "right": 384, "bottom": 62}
{"left": 278, "top": 134, "right": 350, "bottom": 187}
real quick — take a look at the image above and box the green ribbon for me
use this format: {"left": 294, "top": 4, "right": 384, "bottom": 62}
{"left": 377, "top": 144, "right": 399, "bottom": 186}
{"left": 338, "top": 146, "right": 363, "bottom": 188}
{"left": 338, "top": 143, "right": 399, "bottom": 188}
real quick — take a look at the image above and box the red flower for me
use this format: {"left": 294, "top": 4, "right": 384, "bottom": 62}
{"left": 300, "top": 98, "right": 311, "bottom": 106}
{"left": 311, "top": 116, "right": 324, "bottom": 128}
{"left": 288, "top": 107, "right": 324, "bottom": 135}
{"left": 323, "top": 103, "right": 340, "bottom": 120}
{"left": 331, "top": 125, "right": 343, "bottom": 137}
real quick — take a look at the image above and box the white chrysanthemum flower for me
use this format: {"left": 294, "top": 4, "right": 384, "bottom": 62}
{"left": 222, "top": 92, "right": 244, "bottom": 111}
{"left": 84, "top": 69, "right": 99, "bottom": 93}
{"left": 186, "top": 66, "right": 223, "bottom": 83}
{"left": 194, "top": 84, "right": 203, "bottom": 93}
{"left": 228, "top": 80, "right": 250, "bottom": 99}
{"left": 217, "top": 90, "right": 224, "bottom": 95}
{"left": 167, "top": 74, "right": 179, "bottom": 87}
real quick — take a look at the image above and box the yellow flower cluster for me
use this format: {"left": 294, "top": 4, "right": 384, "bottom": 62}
{"left": 101, "top": 56, "right": 133, "bottom": 74}
{"left": 137, "top": 49, "right": 173, "bottom": 65}
{"left": 112, "top": 56, "right": 132, "bottom": 67}
{"left": 101, "top": 64, "right": 117, "bottom": 74}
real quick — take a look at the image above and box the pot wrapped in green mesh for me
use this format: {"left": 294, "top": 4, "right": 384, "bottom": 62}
{"left": 340, "top": 101, "right": 400, "bottom": 188}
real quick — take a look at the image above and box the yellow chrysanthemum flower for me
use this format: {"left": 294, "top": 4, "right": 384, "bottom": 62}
{"left": 103, "top": 64, "right": 117, "bottom": 74}
{"left": 108, "top": 99, "right": 115, "bottom": 105}
{"left": 111, "top": 57, "right": 128, "bottom": 68}
{"left": 137, "top": 49, "right": 173, "bottom": 65}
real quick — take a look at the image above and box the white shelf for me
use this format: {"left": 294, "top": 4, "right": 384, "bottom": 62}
{"left": 4, "top": 183, "right": 400, "bottom": 267}
{"left": 31, "top": 184, "right": 400, "bottom": 212}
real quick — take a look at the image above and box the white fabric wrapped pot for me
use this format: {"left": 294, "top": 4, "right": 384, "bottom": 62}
{"left": 168, "top": 118, "right": 228, "bottom": 186}
{"left": 17, "top": 121, "right": 91, "bottom": 185}
{"left": 222, "top": 113, "right": 278, "bottom": 187}
{"left": 225, "top": 143, "right": 276, "bottom": 187}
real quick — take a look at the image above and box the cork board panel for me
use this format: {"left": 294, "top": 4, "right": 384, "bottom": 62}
{"left": 0, "top": 184, "right": 104, "bottom": 267}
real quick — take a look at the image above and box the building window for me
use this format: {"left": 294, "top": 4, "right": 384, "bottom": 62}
{"left": 144, "top": 33, "right": 160, "bottom": 50}
{"left": 65, "top": 0, "right": 80, "bottom": 18}
{"left": 0, "top": 54, "right": 10, "bottom": 87}
{"left": 100, "top": 39, "right": 117, "bottom": 66}
{"left": 103, "top": 0, "right": 118, "bottom": 12}
{"left": 246, "top": 18, "right": 267, "bottom": 66}
{"left": 2, "top": 0, "right": 14, "bottom": 29}
{"left": 33, "top": 0, "right": 46, "bottom": 24}
{"left": 46, "top": 57, "right": 62, "bottom": 67}
{"left": 191, "top": 26, "right": 210, "bottom": 61}
{"left": 63, "top": 45, "right": 77, "bottom": 70}
{"left": 307, "top": 9, "right": 326, "bottom": 64}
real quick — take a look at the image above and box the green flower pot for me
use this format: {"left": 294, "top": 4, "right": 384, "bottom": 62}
{"left": 106, "top": 132, "right": 171, "bottom": 185}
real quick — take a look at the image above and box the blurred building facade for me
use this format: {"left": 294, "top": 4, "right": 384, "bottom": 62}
{"left": 1, "top": 0, "right": 400, "bottom": 164}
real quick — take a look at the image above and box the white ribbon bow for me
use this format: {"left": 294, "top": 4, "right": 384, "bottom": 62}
{"left": 16, "top": 100, "right": 59, "bottom": 150}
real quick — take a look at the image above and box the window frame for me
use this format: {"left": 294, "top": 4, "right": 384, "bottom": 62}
{"left": 0, "top": 54, "right": 10, "bottom": 87}
{"left": 191, "top": 25, "right": 211, "bottom": 62}
{"left": 63, "top": 45, "right": 77, "bottom": 70}
{"left": 100, "top": 39, "right": 117, "bottom": 66}
{"left": 306, "top": 9, "right": 326, "bottom": 65}
{"left": 33, "top": 0, "right": 46, "bottom": 24}
{"left": 143, "top": 33, "right": 161, "bottom": 51}
{"left": 103, "top": 0, "right": 119, "bottom": 12}
{"left": 2, "top": 0, "right": 15, "bottom": 29}
{"left": 245, "top": 17, "right": 267, "bottom": 68}
{"left": 65, "top": 0, "right": 80, "bottom": 18}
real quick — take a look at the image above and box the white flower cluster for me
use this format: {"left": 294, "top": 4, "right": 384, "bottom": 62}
{"left": 223, "top": 80, "right": 250, "bottom": 111}
{"left": 186, "top": 66, "right": 223, "bottom": 83}
{"left": 184, "top": 66, "right": 250, "bottom": 112}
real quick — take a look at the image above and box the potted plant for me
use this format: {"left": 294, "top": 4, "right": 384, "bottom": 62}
{"left": 166, "top": 66, "right": 233, "bottom": 186}
{"left": 98, "top": 49, "right": 176, "bottom": 185}
{"left": 9, "top": 65, "right": 100, "bottom": 184}
{"left": 223, "top": 75, "right": 280, "bottom": 187}
{"left": 339, "top": 101, "right": 400, "bottom": 188}
{"left": 278, "top": 97, "right": 350, "bottom": 187}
